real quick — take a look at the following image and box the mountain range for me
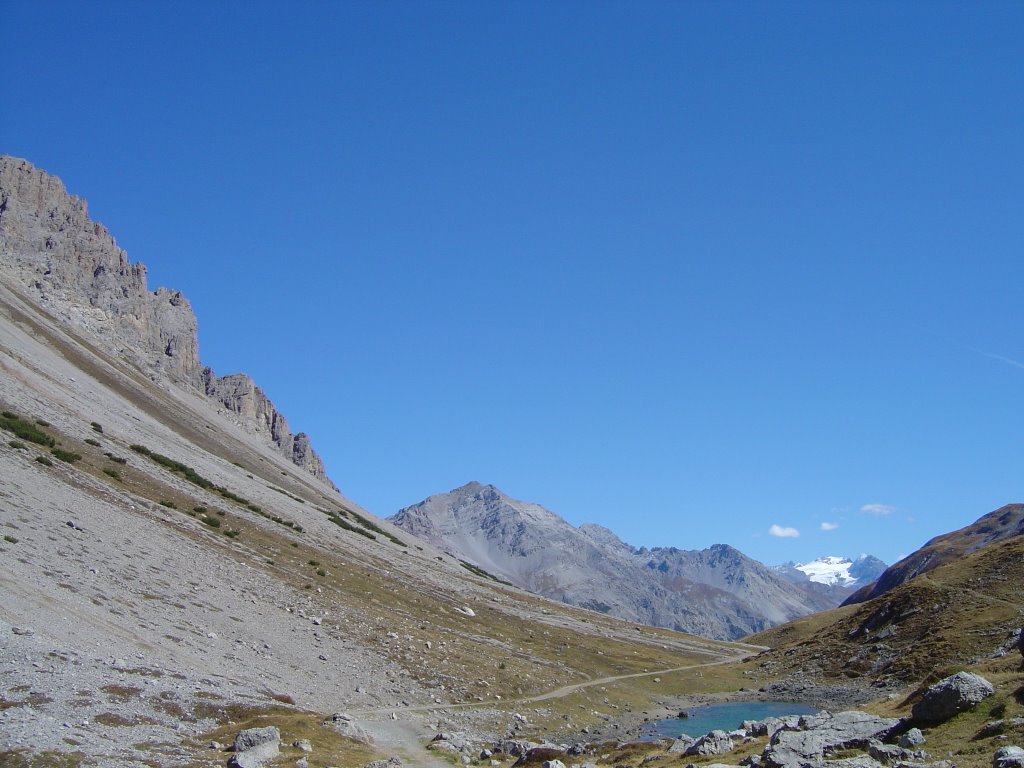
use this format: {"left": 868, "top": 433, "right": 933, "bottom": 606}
{"left": 389, "top": 481, "right": 885, "bottom": 640}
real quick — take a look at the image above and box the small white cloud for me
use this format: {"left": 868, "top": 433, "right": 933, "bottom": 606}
{"left": 860, "top": 503, "right": 896, "bottom": 516}
{"left": 769, "top": 524, "right": 800, "bottom": 538}
{"left": 820, "top": 521, "right": 839, "bottom": 531}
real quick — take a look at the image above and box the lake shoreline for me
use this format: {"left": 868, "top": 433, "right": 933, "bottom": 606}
{"left": 572, "top": 679, "right": 882, "bottom": 745}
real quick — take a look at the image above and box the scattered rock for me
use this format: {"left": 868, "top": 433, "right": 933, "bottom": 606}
{"left": 365, "top": 758, "right": 403, "bottom": 768}
{"left": 11, "top": 626, "right": 34, "bottom": 636}
{"left": 293, "top": 738, "right": 313, "bottom": 753}
{"left": 911, "top": 672, "right": 994, "bottom": 725}
{"left": 898, "top": 728, "right": 925, "bottom": 748}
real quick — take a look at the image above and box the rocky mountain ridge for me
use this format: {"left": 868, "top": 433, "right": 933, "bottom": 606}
{"left": 843, "top": 502, "right": 1024, "bottom": 605}
{"left": 0, "top": 155, "right": 333, "bottom": 485}
{"left": 389, "top": 482, "right": 857, "bottom": 641}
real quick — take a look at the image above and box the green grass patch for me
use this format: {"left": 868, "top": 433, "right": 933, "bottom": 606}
{"left": 3, "top": 535, "right": 17, "bottom": 544}
{"left": 102, "top": 468, "right": 122, "bottom": 481}
{"left": 50, "top": 448, "right": 81, "bottom": 463}
{"left": 460, "top": 559, "right": 514, "bottom": 586}
{"left": 8, "top": 440, "right": 26, "bottom": 450}
{"left": 0, "top": 412, "right": 56, "bottom": 447}
{"left": 35, "top": 456, "right": 53, "bottom": 467}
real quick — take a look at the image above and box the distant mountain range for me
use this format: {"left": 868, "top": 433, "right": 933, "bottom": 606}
{"left": 389, "top": 481, "right": 885, "bottom": 640}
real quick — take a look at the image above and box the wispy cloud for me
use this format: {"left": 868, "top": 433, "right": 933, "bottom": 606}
{"left": 820, "top": 521, "right": 839, "bottom": 531}
{"left": 769, "top": 524, "right": 800, "bottom": 538}
{"left": 979, "top": 350, "right": 1024, "bottom": 370}
{"left": 860, "top": 503, "right": 896, "bottom": 516}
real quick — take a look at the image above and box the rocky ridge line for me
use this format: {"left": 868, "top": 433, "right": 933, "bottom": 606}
{"left": 0, "top": 154, "right": 334, "bottom": 486}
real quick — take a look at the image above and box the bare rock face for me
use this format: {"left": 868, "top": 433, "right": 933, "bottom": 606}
{"left": 0, "top": 155, "right": 334, "bottom": 486}
{"left": 0, "top": 155, "right": 202, "bottom": 388}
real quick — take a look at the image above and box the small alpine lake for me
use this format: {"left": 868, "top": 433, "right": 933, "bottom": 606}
{"left": 644, "top": 701, "right": 819, "bottom": 740}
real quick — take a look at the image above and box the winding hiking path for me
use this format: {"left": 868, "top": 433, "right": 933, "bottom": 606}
{"left": 356, "top": 645, "right": 764, "bottom": 768}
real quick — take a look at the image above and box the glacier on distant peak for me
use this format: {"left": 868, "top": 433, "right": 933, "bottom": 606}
{"left": 795, "top": 555, "right": 857, "bottom": 587}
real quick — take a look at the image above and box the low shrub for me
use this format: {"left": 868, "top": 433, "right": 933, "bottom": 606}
{"left": 158, "top": 500, "right": 177, "bottom": 509}
{"left": 102, "top": 468, "right": 122, "bottom": 481}
{"left": 84, "top": 438, "right": 101, "bottom": 447}
{"left": 35, "top": 456, "right": 53, "bottom": 466}
{"left": 51, "top": 448, "right": 82, "bottom": 463}
{"left": 224, "top": 529, "right": 241, "bottom": 539}
{"left": 104, "top": 452, "right": 127, "bottom": 464}
{"left": 90, "top": 422, "right": 103, "bottom": 433}
{"left": 202, "top": 516, "right": 221, "bottom": 528}
{"left": 8, "top": 440, "right": 26, "bottom": 449}
{"left": 3, "top": 535, "right": 17, "bottom": 544}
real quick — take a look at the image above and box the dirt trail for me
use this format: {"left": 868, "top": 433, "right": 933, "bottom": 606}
{"left": 357, "top": 647, "right": 759, "bottom": 766}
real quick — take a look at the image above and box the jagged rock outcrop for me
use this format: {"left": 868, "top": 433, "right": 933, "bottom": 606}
{"left": 762, "top": 711, "right": 900, "bottom": 768}
{"left": 203, "top": 370, "right": 329, "bottom": 481}
{"left": 0, "top": 155, "right": 334, "bottom": 485}
{"left": 390, "top": 482, "right": 851, "bottom": 640}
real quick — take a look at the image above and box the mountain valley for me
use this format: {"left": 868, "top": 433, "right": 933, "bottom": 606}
{"left": 1, "top": 155, "right": 1022, "bottom": 768}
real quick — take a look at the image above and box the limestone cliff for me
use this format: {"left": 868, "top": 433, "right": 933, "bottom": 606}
{"left": 0, "top": 155, "right": 336, "bottom": 487}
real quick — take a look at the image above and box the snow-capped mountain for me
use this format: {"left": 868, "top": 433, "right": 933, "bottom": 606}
{"left": 793, "top": 554, "right": 887, "bottom": 588}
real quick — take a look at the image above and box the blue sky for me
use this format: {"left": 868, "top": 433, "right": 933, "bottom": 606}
{"left": 3, "top": 1, "right": 1023, "bottom": 566}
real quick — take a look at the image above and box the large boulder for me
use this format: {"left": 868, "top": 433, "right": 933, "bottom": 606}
{"left": 667, "top": 735, "right": 696, "bottom": 753}
{"left": 684, "top": 730, "right": 734, "bottom": 756}
{"left": 763, "top": 711, "right": 899, "bottom": 768}
{"left": 911, "top": 672, "right": 994, "bottom": 725}
{"left": 228, "top": 726, "right": 280, "bottom": 768}
{"left": 994, "top": 746, "right": 1024, "bottom": 768}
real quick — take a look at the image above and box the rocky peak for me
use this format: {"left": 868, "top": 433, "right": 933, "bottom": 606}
{"left": 0, "top": 155, "right": 336, "bottom": 487}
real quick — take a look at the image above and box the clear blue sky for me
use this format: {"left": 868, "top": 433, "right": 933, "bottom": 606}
{"left": 3, "top": 1, "right": 1023, "bottom": 566}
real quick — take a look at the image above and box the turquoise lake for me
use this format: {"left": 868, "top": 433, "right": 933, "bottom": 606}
{"left": 644, "top": 701, "right": 819, "bottom": 739}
